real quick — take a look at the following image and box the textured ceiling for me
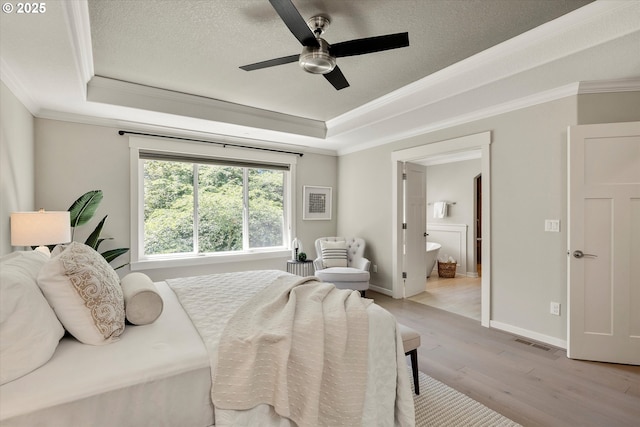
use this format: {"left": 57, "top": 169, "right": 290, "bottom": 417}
{"left": 3, "top": 0, "right": 638, "bottom": 154}
{"left": 87, "top": 0, "right": 593, "bottom": 121}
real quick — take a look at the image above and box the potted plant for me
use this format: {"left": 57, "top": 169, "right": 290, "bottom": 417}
{"left": 65, "top": 190, "right": 129, "bottom": 269}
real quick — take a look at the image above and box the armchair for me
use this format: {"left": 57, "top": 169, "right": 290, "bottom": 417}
{"left": 313, "top": 237, "right": 370, "bottom": 296}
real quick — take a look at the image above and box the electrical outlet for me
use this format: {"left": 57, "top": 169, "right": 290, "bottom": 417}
{"left": 373, "top": 264, "right": 378, "bottom": 273}
{"left": 550, "top": 302, "right": 561, "bottom": 316}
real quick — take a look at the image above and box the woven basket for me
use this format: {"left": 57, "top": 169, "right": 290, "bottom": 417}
{"left": 437, "top": 261, "right": 457, "bottom": 278}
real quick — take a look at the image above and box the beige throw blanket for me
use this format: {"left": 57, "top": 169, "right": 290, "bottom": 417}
{"left": 211, "top": 275, "right": 372, "bottom": 427}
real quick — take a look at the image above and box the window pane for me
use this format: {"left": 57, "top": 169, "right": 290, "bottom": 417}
{"left": 248, "top": 168, "right": 284, "bottom": 248}
{"left": 143, "top": 160, "right": 194, "bottom": 255}
{"left": 198, "top": 165, "right": 244, "bottom": 252}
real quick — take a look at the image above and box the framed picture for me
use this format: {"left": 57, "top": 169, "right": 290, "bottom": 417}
{"left": 303, "top": 186, "right": 332, "bottom": 220}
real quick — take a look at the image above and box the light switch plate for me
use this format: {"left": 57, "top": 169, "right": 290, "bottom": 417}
{"left": 545, "top": 219, "right": 560, "bottom": 232}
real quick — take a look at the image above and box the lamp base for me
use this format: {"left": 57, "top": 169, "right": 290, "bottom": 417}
{"left": 34, "top": 246, "right": 52, "bottom": 257}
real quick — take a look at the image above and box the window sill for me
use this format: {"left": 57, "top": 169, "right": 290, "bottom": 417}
{"left": 130, "top": 249, "right": 291, "bottom": 271}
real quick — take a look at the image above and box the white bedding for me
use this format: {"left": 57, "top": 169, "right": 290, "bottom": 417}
{"left": 0, "top": 281, "right": 214, "bottom": 427}
{"left": 1, "top": 270, "right": 414, "bottom": 427}
{"left": 168, "top": 270, "right": 415, "bottom": 427}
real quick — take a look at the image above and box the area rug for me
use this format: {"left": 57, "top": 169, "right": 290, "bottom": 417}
{"left": 411, "top": 371, "right": 521, "bottom": 426}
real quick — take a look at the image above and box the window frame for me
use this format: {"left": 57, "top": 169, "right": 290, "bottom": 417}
{"left": 129, "top": 136, "right": 297, "bottom": 271}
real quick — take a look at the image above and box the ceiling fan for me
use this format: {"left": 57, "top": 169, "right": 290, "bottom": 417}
{"left": 240, "top": 0, "right": 410, "bottom": 90}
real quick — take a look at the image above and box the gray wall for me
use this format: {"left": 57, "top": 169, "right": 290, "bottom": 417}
{"left": 338, "top": 91, "right": 640, "bottom": 342}
{"left": 578, "top": 92, "right": 640, "bottom": 124}
{"left": 33, "top": 118, "right": 337, "bottom": 281}
{"left": 1, "top": 82, "right": 35, "bottom": 256}
{"left": 4, "top": 86, "right": 638, "bottom": 342}
{"left": 426, "top": 158, "right": 481, "bottom": 274}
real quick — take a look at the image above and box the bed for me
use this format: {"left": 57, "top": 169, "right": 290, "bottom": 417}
{"left": 0, "top": 246, "right": 415, "bottom": 427}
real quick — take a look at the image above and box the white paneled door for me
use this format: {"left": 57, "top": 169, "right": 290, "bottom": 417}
{"left": 403, "top": 162, "right": 427, "bottom": 298}
{"left": 567, "top": 121, "right": 640, "bottom": 365}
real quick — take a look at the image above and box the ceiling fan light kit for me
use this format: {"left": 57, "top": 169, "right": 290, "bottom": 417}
{"left": 299, "top": 37, "right": 335, "bottom": 74}
{"left": 240, "top": 0, "right": 410, "bottom": 90}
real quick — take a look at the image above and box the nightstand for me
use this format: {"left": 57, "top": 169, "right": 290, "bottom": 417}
{"left": 286, "top": 260, "right": 314, "bottom": 277}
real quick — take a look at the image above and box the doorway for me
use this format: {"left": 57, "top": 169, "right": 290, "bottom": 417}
{"left": 408, "top": 156, "right": 482, "bottom": 320}
{"left": 391, "top": 131, "right": 492, "bottom": 327}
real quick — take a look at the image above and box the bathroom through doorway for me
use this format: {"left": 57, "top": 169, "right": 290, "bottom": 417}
{"left": 391, "top": 131, "right": 491, "bottom": 327}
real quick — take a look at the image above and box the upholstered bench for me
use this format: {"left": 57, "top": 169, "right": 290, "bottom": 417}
{"left": 399, "top": 323, "right": 421, "bottom": 394}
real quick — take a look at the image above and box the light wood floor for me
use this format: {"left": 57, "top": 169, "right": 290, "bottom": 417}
{"left": 371, "top": 291, "right": 640, "bottom": 427}
{"left": 409, "top": 274, "right": 481, "bottom": 321}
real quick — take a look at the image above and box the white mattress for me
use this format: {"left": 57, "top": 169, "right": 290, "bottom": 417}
{"left": 0, "top": 281, "right": 214, "bottom": 427}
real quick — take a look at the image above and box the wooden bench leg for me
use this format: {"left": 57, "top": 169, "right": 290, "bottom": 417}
{"left": 406, "top": 349, "right": 419, "bottom": 395}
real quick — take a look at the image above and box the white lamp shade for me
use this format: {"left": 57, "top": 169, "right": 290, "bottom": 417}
{"left": 10, "top": 211, "right": 71, "bottom": 247}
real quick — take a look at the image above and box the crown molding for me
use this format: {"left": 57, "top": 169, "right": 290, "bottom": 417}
{"left": 87, "top": 76, "right": 327, "bottom": 139}
{"left": 0, "top": 57, "right": 39, "bottom": 115}
{"left": 61, "top": 0, "right": 93, "bottom": 95}
{"left": 336, "top": 82, "right": 581, "bottom": 156}
{"left": 327, "top": 0, "right": 639, "bottom": 140}
{"left": 34, "top": 108, "right": 337, "bottom": 157}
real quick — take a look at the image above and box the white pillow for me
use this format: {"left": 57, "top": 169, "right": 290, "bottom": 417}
{"left": 0, "top": 251, "right": 65, "bottom": 385}
{"left": 121, "top": 272, "right": 163, "bottom": 325}
{"left": 320, "top": 240, "right": 348, "bottom": 268}
{"left": 37, "top": 242, "right": 125, "bottom": 346}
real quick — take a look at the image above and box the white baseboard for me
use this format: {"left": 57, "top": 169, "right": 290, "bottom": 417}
{"left": 369, "top": 284, "right": 394, "bottom": 297}
{"left": 490, "top": 320, "right": 567, "bottom": 350}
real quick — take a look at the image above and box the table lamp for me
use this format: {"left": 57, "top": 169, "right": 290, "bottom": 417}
{"left": 10, "top": 209, "right": 71, "bottom": 256}
{"left": 291, "top": 237, "right": 302, "bottom": 261}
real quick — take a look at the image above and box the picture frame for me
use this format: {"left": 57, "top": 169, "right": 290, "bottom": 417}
{"left": 303, "top": 186, "right": 332, "bottom": 220}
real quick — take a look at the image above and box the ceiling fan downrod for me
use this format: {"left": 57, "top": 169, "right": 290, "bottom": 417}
{"left": 299, "top": 15, "right": 336, "bottom": 74}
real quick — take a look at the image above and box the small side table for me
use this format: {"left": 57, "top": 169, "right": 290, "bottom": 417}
{"left": 286, "top": 260, "right": 314, "bottom": 277}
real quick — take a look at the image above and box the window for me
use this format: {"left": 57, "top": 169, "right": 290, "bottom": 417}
{"left": 129, "top": 137, "right": 296, "bottom": 268}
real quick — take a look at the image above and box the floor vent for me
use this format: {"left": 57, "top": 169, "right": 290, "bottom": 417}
{"left": 531, "top": 343, "right": 551, "bottom": 351}
{"left": 514, "top": 338, "right": 551, "bottom": 351}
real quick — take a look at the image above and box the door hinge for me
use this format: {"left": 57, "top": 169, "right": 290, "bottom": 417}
{"left": 402, "top": 223, "right": 407, "bottom": 229}
{"left": 402, "top": 272, "right": 407, "bottom": 279}
{"left": 402, "top": 173, "right": 407, "bottom": 180}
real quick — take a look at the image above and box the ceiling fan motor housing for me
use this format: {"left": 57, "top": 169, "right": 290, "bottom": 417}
{"left": 299, "top": 38, "right": 336, "bottom": 74}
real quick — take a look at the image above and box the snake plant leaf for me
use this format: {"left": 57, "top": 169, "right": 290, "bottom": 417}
{"left": 84, "top": 215, "right": 107, "bottom": 249}
{"left": 68, "top": 190, "right": 103, "bottom": 229}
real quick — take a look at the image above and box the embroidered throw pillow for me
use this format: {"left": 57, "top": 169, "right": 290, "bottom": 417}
{"left": 320, "top": 240, "right": 348, "bottom": 268}
{"left": 37, "top": 242, "right": 125, "bottom": 345}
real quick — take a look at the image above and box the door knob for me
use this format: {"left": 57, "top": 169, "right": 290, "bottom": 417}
{"left": 572, "top": 250, "right": 597, "bottom": 259}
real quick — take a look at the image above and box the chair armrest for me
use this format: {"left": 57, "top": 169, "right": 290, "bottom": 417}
{"left": 313, "top": 258, "right": 324, "bottom": 271}
{"left": 352, "top": 257, "right": 371, "bottom": 272}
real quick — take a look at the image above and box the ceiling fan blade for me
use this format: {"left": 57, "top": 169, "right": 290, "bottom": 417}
{"left": 324, "top": 66, "right": 349, "bottom": 90}
{"left": 269, "top": 0, "right": 319, "bottom": 48}
{"left": 330, "top": 32, "right": 409, "bottom": 58}
{"left": 240, "top": 54, "right": 299, "bottom": 71}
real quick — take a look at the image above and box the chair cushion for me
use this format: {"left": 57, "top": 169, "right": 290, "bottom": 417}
{"left": 398, "top": 323, "right": 421, "bottom": 353}
{"left": 315, "top": 267, "right": 370, "bottom": 283}
{"left": 319, "top": 240, "right": 348, "bottom": 268}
